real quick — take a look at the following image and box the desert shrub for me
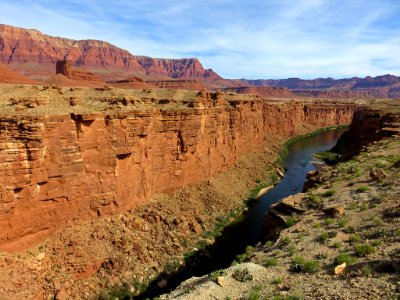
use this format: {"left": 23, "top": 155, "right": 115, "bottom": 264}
{"left": 334, "top": 253, "right": 357, "bottom": 265}
{"left": 337, "top": 218, "right": 348, "bottom": 228}
{"left": 287, "top": 245, "right": 297, "bottom": 256}
{"left": 322, "top": 189, "right": 336, "bottom": 197}
{"left": 248, "top": 285, "right": 262, "bottom": 300}
{"left": 332, "top": 241, "right": 342, "bottom": 249}
{"left": 232, "top": 268, "right": 253, "bottom": 282}
{"left": 264, "top": 257, "right": 278, "bottom": 267}
{"left": 286, "top": 215, "right": 298, "bottom": 227}
{"left": 290, "top": 256, "right": 320, "bottom": 273}
{"left": 307, "top": 194, "right": 322, "bottom": 209}
{"left": 271, "top": 277, "right": 283, "bottom": 285}
{"left": 342, "top": 226, "right": 356, "bottom": 234}
{"left": 265, "top": 240, "right": 274, "bottom": 247}
{"left": 357, "top": 186, "right": 369, "bottom": 193}
{"left": 348, "top": 234, "right": 362, "bottom": 244}
{"left": 282, "top": 236, "right": 292, "bottom": 245}
{"left": 354, "top": 243, "right": 376, "bottom": 257}
{"left": 371, "top": 240, "right": 383, "bottom": 247}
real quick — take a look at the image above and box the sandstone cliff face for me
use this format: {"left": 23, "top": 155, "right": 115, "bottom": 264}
{"left": 0, "top": 24, "right": 220, "bottom": 81}
{"left": 0, "top": 97, "right": 358, "bottom": 250}
{"left": 332, "top": 108, "right": 400, "bottom": 158}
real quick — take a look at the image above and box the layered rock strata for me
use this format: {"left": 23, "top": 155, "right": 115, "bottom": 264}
{"left": 0, "top": 94, "right": 357, "bottom": 250}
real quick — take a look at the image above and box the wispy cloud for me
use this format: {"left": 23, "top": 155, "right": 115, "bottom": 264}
{"left": 0, "top": 0, "right": 399, "bottom": 79}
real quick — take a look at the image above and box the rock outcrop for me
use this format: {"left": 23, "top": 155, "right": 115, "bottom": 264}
{"left": 0, "top": 95, "right": 358, "bottom": 250}
{"left": 56, "top": 60, "right": 103, "bottom": 82}
{"left": 332, "top": 108, "right": 400, "bottom": 159}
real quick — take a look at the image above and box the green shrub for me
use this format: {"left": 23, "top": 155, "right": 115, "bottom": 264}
{"left": 290, "top": 256, "right": 320, "bottom": 273}
{"left": 264, "top": 257, "right": 278, "bottom": 267}
{"left": 337, "top": 218, "right": 348, "bottom": 228}
{"left": 334, "top": 253, "right": 357, "bottom": 265}
{"left": 283, "top": 236, "right": 292, "bottom": 245}
{"left": 332, "top": 241, "right": 342, "bottom": 249}
{"left": 265, "top": 240, "right": 274, "bottom": 247}
{"left": 354, "top": 243, "right": 376, "bottom": 257}
{"left": 361, "top": 264, "right": 372, "bottom": 276}
{"left": 322, "top": 189, "right": 336, "bottom": 197}
{"left": 371, "top": 240, "right": 383, "bottom": 247}
{"left": 319, "top": 232, "right": 330, "bottom": 243}
{"left": 248, "top": 285, "right": 262, "bottom": 300}
{"left": 313, "top": 222, "right": 321, "bottom": 228}
{"left": 315, "top": 151, "right": 340, "bottom": 164}
{"left": 324, "top": 218, "right": 335, "bottom": 226}
{"left": 371, "top": 216, "right": 383, "bottom": 226}
{"left": 286, "top": 215, "right": 298, "bottom": 227}
{"left": 287, "top": 245, "right": 297, "bottom": 256}
{"left": 307, "top": 194, "right": 322, "bottom": 208}
{"left": 348, "top": 234, "right": 362, "bottom": 244}
{"left": 271, "top": 277, "right": 283, "bottom": 285}
{"left": 357, "top": 186, "right": 369, "bottom": 193}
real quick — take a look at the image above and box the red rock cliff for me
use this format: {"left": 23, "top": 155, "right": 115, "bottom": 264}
{"left": 0, "top": 97, "right": 358, "bottom": 250}
{"left": 0, "top": 24, "right": 221, "bottom": 81}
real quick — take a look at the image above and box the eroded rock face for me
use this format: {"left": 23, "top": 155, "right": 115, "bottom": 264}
{"left": 0, "top": 24, "right": 221, "bottom": 81}
{"left": 56, "top": 60, "right": 102, "bottom": 82}
{"left": 0, "top": 100, "right": 357, "bottom": 250}
{"left": 332, "top": 108, "right": 400, "bottom": 158}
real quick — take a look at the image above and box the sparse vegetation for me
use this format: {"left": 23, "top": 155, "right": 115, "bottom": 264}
{"left": 334, "top": 253, "right": 357, "bottom": 265}
{"left": 264, "top": 257, "right": 278, "bottom": 267}
{"left": 357, "top": 186, "right": 369, "bottom": 193}
{"left": 290, "top": 256, "right": 320, "bottom": 273}
{"left": 248, "top": 285, "right": 262, "bottom": 300}
{"left": 271, "top": 277, "right": 283, "bottom": 285}
{"left": 232, "top": 268, "right": 253, "bottom": 282}
{"left": 354, "top": 243, "right": 376, "bottom": 257}
{"left": 322, "top": 189, "right": 336, "bottom": 197}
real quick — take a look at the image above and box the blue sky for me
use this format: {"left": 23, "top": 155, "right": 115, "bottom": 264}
{"left": 1, "top": 0, "right": 399, "bottom": 79}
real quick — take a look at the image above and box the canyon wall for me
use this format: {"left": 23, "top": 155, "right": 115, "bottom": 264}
{"left": 0, "top": 98, "right": 358, "bottom": 250}
{"left": 332, "top": 108, "right": 400, "bottom": 158}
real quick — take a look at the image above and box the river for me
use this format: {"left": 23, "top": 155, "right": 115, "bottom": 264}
{"left": 136, "top": 127, "right": 347, "bottom": 299}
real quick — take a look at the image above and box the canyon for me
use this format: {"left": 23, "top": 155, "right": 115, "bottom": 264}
{"left": 0, "top": 22, "right": 398, "bottom": 299}
{"left": 0, "top": 86, "right": 358, "bottom": 251}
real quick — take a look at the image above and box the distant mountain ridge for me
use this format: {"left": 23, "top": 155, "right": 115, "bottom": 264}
{"left": 0, "top": 24, "right": 222, "bottom": 83}
{"left": 239, "top": 74, "right": 400, "bottom": 97}
{"left": 0, "top": 24, "right": 398, "bottom": 97}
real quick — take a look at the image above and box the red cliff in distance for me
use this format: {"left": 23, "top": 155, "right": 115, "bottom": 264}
{"left": 0, "top": 24, "right": 222, "bottom": 83}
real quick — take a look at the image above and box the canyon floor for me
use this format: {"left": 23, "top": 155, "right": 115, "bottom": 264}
{"left": 164, "top": 136, "right": 400, "bottom": 300}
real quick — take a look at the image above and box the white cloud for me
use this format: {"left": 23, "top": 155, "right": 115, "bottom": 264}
{"left": 0, "top": 0, "right": 399, "bottom": 78}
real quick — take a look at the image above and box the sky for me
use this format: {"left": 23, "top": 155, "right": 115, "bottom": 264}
{"left": 0, "top": 0, "right": 399, "bottom": 79}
